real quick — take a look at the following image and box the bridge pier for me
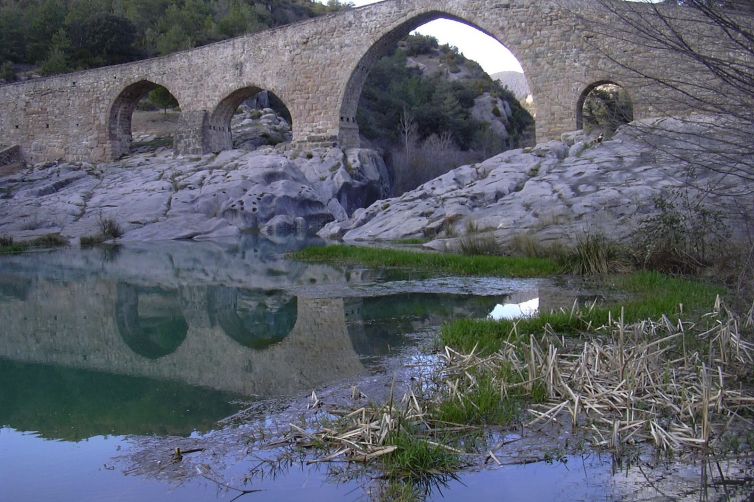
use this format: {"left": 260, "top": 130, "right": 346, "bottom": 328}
{"left": 337, "top": 120, "right": 360, "bottom": 149}
{"left": 174, "top": 111, "right": 210, "bottom": 156}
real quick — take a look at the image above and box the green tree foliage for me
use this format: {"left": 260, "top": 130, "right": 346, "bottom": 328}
{"left": 357, "top": 35, "right": 534, "bottom": 151}
{"left": 0, "top": 0, "right": 352, "bottom": 74}
{"left": 0, "top": 6, "right": 28, "bottom": 63}
{"left": 148, "top": 85, "right": 180, "bottom": 113}
{"left": 0, "top": 62, "right": 17, "bottom": 82}
{"left": 28, "top": 0, "right": 67, "bottom": 62}
{"left": 67, "top": 13, "right": 140, "bottom": 67}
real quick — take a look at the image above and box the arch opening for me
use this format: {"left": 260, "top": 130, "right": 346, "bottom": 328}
{"left": 577, "top": 82, "right": 634, "bottom": 136}
{"left": 342, "top": 14, "right": 535, "bottom": 196}
{"left": 208, "top": 87, "right": 293, "bottom": 153}
{"left": 108, "top": 80, "right": 181, "bottom": 159}
{"left": 115, "top": 284, "right": 188, "bottom": 359}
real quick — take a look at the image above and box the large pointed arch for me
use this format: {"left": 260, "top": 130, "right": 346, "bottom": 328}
{"left": 337, "top": 10, "right": 534, "bottom": 147}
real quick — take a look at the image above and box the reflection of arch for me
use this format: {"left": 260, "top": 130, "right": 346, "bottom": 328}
{"left": 108, "top": 80, "right": 180, "bottom": 159}
{"left": 115, "top": 284, "right": 188, "bottom": 359}
{"left": 207, "top": 86, "right": 293, "bottom": 153}
{"left": 207, "top": 288, "right": 296, "bottom": 349}
{"left": 338, "top": 11, "right": 532, "bottom": 147}
{"left": 576, "top": 80, "right": 634, "bottom": 131}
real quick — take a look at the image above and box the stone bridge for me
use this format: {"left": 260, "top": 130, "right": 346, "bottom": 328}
{"left": 0, "top": 0, "right": 705, "bottom": 164}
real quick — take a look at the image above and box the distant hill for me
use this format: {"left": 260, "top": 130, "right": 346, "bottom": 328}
{"left": 492, "top": 71, "right": 531, "bottom": 102}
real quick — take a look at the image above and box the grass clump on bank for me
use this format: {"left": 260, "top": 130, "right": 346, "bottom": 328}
{"left": 282, "top": 301, "right": 753, "bottom": 494}
{"left": 441, "top": 271, "right": 723, "bottom": 354}
{"left": 382, "top": 430, "right": 462, "bottom": 482}
{"left": 434, "top": 372, "right": 542, "bottom": 426}
{"left": 293, "top": 245, "right": 559, "bottom": 278}
{"left": 0, "top": 233, "right": 68, "bottom": 255}
{"left": 80, "top": 218, "right": 124, "bottom": 247}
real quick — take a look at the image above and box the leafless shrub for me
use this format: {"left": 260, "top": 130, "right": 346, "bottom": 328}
{"left": 390, "top": 133, "right": 482, "bottom": 195}
{"left": 577, "top": 1, "right": 754, "bottom": 187}
{"left": 99, "top": 217, "right": 123, "bottom": 239}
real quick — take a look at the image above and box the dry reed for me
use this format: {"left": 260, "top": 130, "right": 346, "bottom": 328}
{"left": 284, "top": 298, "right": 753, "bottom": 473}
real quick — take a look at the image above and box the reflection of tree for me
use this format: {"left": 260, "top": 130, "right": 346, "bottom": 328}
{"left": 207, "top": 288, "right": 296, "bottom": 349}
{"left": 115, "top": 284, "right": 188, "bottom": 359}
{"left": 0, "top": 276, "right": 29, "bottom": 302}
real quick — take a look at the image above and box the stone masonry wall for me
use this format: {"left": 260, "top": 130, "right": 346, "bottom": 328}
{"left": 0, "top": 0, "right": 719, "bottom": 164}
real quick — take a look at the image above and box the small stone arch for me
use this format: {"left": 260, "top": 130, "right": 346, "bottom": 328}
{"left": 115, "top": 284, "right": 189, "bottom": 359}
{"left": 576, "top": 80, "right": 634, "bottom": 132}
{"left": 207, "top": 86, "right": 293, "bottom": 153}
{"left": 337, "top": 10, "right": 534, "bottom": 148}
{"left": 108, "top": 79, "right": 181, "bottom": 159}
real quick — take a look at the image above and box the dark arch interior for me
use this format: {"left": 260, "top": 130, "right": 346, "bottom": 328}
{"left": 207, "top": 288, "right": 296, "bottom": 350}
{"left": 115, "top": 284, "right": 188, "bottom": 359}
{"left": 108, "top": 80, "right": 181, "bottom": 159}
{"left": 207, "top": 87, "right": 292, "bottom": 153}
{"left": 577, "top": 81, "right": 634, "bottom": 135}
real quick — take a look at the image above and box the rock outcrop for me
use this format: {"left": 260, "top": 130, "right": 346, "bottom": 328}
{"left": 320, "top": 118, "right": 753, "bottom": 249}
{"left": 0, "top": 146, "right": 390, "bottom": 242}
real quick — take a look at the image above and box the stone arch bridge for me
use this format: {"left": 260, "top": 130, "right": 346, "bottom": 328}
{"left": 0, "top": 0, "right": 702, "bottom": 164}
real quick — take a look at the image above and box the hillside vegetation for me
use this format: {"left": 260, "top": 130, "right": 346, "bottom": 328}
{"left": 358, "top": 34, "right": 534, "bottom": 193}
{"left": 0, "top": 0, "right": 348, "bottom": 79}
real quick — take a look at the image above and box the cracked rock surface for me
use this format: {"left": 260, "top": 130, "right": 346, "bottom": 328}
{"left": 320, "top": 118, "right": 753, "bottom": 248}
{"left": 0, "top": 146, "right": 389, "bottom": 242}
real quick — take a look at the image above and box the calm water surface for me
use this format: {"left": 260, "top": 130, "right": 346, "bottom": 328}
{"left": 0, "top": 239, "right": 615, "bottom": 501}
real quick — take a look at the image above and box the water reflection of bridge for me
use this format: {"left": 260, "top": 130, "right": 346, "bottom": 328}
{"left": 0, "top": 279, "right": 368, "bottom": 396}
{"left": 0, "top": 277, "right": 510, "bottom": 397}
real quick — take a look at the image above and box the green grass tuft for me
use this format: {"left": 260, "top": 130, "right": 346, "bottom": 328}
{"left": 293, "top": 245, "right": 559, "bottom": 278}
{"left": 383, "top": 430, "right": 462, "bottom": 481}
{"left": 0, "top": 233, "right": 68, "bottom": 255}
{"left": 558, "top": 233, "right": 631, "bottom": 275}
{"left": 458, "top": 235, "right": 499, "bottom": 256}
{"left": 80, "top": 235, "right": 107, "bottom": 247}
{"left": 436, "top": 375, "right": 521, "bottom": 426}
{"left": 441, "top": 271, "right": 724, "bottom": 354}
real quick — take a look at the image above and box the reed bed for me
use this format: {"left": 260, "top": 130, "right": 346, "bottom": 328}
{"left": 284, "top": 299, "right": 754, "bottom": 482}
{"left": 441, "top": 297, "right": 754, "bottom": 453}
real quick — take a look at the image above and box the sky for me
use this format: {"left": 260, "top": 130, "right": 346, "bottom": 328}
{"left": 321, "top": 0, "right": 525, "bottom": 74}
